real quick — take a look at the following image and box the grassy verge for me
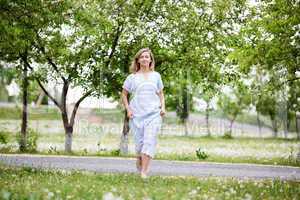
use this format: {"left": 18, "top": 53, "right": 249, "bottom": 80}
{"left": 0, "top": 106, "right": 273, "bottom": 127}
{"left": 1, "top": 133, "right": 300, "bottom": 167}
{"left": 0, "top": 106, "right": 61, "bottom": 120}
{"left": 0, "top": 164, "right": 299, "bottom": 200}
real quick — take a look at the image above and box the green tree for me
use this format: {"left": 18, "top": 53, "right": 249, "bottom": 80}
{"left": 217, "top": 81, "right": 251, "bottom": 136}
{"left": 0, "top": 0, "right": 65, "bottom": 151}
{"left": 228, "top": 0, "right": 300, "bottom": 159}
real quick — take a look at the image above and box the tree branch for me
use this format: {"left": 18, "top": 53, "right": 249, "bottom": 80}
{"left": 61, "top": 80, "right": 70, "bottom": 121}
{"left": 21, "top": 56, "right": 61, "bottom": 109}
{"left": 33, "top": 30, "right": 67, "bottom": 83}
{"left": 273, "top": 76, "right": 300, "bottom": 89}
{"left": 36, "top": 79, "right": 61, "bottom": 109}
{"left": 285, "top": 77, "right": 300, "bottom": 85}
{"left": 69, "top": 89, "right": 93, "bottom": 127}
{"left": 105, "top": 23, "right": 124, "bottom": 68}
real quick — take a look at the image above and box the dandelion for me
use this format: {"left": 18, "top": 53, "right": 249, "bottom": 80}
{"left": 103, "top": 192, "right": 114, "bottom": 200}
{"left": 229, "top": 187, "right": 236, "bottom": 194}
{"left": 243, "top": 193, "right": 252, "bottom": 200}
{"left": 1, "top": 190, "right": 11, "bottom": 200}
{"left": 188, "top": 189, "right": 197, "bottom": 196}
{"left": 258, "top": 182, "right": 264, "bottom": 187}
{"left": 224, "top": 191, "right": 230, "bottom": 196}
{"left": 202, "top": 194, "right": 209, "bottom": 200}
{"left": 102, "top": 192, "right": 123, "bottom": 200}
{"left": 43, "top": 188, "right": 49, "bottom": 193}
{"left": 46, "top": 191, "right": 54, "bottom": 200}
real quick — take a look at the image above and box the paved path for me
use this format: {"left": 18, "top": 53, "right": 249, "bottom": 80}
{"left": 0, "top": 154, "right": 299, "bottom": 181}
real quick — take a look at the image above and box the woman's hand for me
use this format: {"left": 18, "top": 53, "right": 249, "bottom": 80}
{"left": 157, "top": 90, "right": 166, "bottom": 117}
{"left": 127, "top": 108, "right": 134, "bottom": 119}
{"left": 160, "top": 107, "right": 166, "bottom": 117}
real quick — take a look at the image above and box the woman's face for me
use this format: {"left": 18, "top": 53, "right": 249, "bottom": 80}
{"left": 138, "top": 51, "right": 151, "bottom": 67}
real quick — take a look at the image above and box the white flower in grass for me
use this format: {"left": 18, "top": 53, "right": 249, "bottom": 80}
{"left": 224, "top": 191, "right": 230, "bottom": 196}
{"left": 202, "top": 194, "right": 209, "bottom": 200}
{"left": 243, "top": 193, "right": 252, "bottom": 200}
{"left": 103, "top": 192, "right": 123, "bottom": 200}
{"left": 43, "top": 188, "right": 49, "bottom": 193}
{"left": 1, "top": 190, "right": 11, "bottom": 200}
{"left": 258, "top": 182, "right": 264, "bottom": 187}
{"left": 229, "top": 187, "right": 236, "bottom": 194}
{"left": 188, "top": 189, "right": 197, "bottom": 196}
{"left": 46, "top": 191, "right": 54, "bottom": 199}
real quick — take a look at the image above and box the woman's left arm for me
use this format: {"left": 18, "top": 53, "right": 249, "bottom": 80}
{"left": 157, "top": 90, "right": 166, "bottom": 117}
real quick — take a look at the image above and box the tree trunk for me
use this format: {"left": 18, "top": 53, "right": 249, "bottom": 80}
{"left": 296, "top": 112, "right": 300, "bottom": 161}
{"left": 20, "top": 63, "right": 28, "bottom": 152}
{"left": 36, "top": 89, "right": 45, "bottom": 106}
{"left": 229, "top": 119, "right": 234, "bottom": 136}
{"left": 64, "top": 122, "right": 73, "bottom": 153}
{"left": 271, "top": 119, "right": 278, "bottom": 138}
{"left": 283, "top": 118, "right": 288, "bottom": 139}
{"left": 287, "top": 112, "right": 291, "bottom": 132}
{"left": 120, "top": 110, "right": 130, "bottom": 155}
{"left": 61, "top": 104, "right": 73, "bottom": 153}
{"left": 296, "top": 112, "right": 300, "bottom": 140}
{"left": 256, "top": 111, "right": 262, "bottom": 137}
{"left": 184, "top": 118, "right": 188, "bottom": 136}
{"left": 205, "top": 102, "right": 211, "bottom": 136}
{"left": 182, "top": 85, "right": 189, "bottom": 136}
{"left": 65, "top": 129, "right": 73, "bottom": 153}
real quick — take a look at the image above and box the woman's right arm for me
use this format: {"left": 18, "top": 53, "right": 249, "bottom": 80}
{"left": 121, "top": 89, "right": 133, "bottom": 119}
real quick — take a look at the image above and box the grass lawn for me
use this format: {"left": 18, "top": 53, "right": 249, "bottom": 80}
{"left": 0, "top": 164, "right": 299, "bottom": 200}
{"left": 0, "top": 106, "right": 61, "bottom": 120}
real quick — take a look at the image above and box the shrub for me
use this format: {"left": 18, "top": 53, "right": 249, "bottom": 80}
{"left": 222, "top": 131, "right": 233, "bottom": 139}
{"left": 0, "top": 131, "right": 9, "bottom": 144}
{"left": 196, "top": 147, "right": 208, "bottom": 160}
{"left": 17, "top": 128, "right": 38, "bottom": 152}
{"left": 110, "top": 149, "right": 120, "bottom": 156}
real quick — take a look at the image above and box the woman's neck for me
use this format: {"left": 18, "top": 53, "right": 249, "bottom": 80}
{"left": 138, "top": 65, "right": 151, "bottom": 73}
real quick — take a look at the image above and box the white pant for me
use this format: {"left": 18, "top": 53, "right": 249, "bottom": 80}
{"left": 129, "top": 113, "right": 162, "bottom": 158}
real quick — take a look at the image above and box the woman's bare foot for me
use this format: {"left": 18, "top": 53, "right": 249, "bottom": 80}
{"left": 136, "top": 156, "right": 141, "bottom": 172}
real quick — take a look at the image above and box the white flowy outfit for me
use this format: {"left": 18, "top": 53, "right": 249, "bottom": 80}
{"left": 122, "top": 71, "right": 164, "bottom": 158}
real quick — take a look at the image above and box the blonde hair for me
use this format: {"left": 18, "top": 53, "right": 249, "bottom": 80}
{"left": 129, "top": 48, "right": 155, "bottom": 73}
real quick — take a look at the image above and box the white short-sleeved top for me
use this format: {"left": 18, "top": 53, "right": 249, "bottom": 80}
{"left": 123, "top": 71, "right": 164, "bottom": 94}
{"left": 122, "top": 71, "right": 164, "bottom": 118}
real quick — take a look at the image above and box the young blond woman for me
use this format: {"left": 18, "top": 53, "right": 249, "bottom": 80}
{"left": 121, "top": 48, "right": 165, "bottom": 179}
